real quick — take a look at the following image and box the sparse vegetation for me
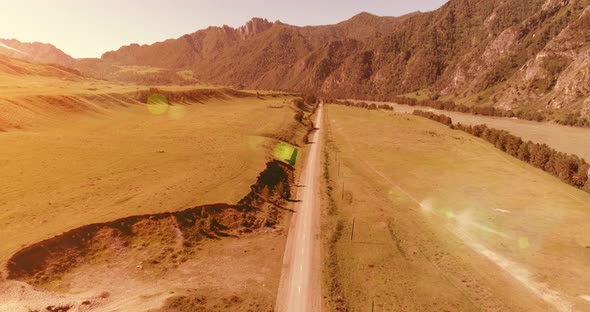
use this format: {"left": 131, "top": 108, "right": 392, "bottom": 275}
{"left": 152, "top": 288, "right": 274, "bottom": 312}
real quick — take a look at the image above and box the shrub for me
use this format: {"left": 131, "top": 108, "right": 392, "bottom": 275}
{"left": 294, "top": 111, "right": 304, "bottom": 123}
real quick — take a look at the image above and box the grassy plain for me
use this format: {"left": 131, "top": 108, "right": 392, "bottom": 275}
{"left": 322, "top": 105, "right": 590, "bottom": 312}
{"left": 0, "top": 86, "right": 306, "bottom": 311}
{"left": 0, "top": 55, "right": 306, "bottom": 310}
{"left": 0, "top": 93, "right": 301, "bottom": 261}
{"left": 364, "top": 100, "right": 590, "bottom": 162}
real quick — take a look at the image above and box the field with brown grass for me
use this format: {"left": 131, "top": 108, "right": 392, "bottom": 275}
{"left": 0, "top": 79, "right": 306, "bottom": 311}
{"left": 321, "top": 105, "right": 590, "bottom": 312}
{"left": 364, "top": 100, "right": 590, "bottom": 162}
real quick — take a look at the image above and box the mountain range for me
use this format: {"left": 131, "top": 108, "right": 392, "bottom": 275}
{"left": 1, "top": 0, "right": 589, "bottom": 118}
{"left": 0, "top": 39, "right": 75, "bottom": 67}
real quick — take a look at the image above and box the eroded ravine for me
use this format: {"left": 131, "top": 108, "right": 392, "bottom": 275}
{"left": 3, "top": 160, "right": 295, "bottom": 311}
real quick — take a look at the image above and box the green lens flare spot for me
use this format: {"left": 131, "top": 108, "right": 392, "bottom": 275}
{"left": 274, "top": 142, "right": 298, "bottom": 165}
{"left": 147, "top": 93, "right": 169, "bottom": 115}
{"left": 445, "top": 211, "right": 455, "bottom": 220}
{"left": 518, "top": 237, "right": 530, "bottom": 249}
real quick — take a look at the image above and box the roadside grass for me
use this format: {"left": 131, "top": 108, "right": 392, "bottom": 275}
{"left": 321, "top": 105, "right": 590, "bottom": 311}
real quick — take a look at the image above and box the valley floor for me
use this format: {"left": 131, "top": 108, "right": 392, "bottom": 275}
{"left": 368, "top": 100, "right": 590, "bottom": 162}
{"left": 322, "top": 105, "right": 590, "bottom": 312}
{"left": 0, "top": 91, "right": 303, "bottom": 311}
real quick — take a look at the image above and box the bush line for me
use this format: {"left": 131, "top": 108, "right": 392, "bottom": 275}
{"left": 396, "top": 96, "right": 590, "bottom": 128}
{"left": 326, "top": 96, "right": 589, "bottom": 128}
{"left": 328, "top": 99, "right": 394, "bottom": 111}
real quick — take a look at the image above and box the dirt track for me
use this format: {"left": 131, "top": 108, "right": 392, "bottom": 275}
{"left": 276, "top": 105, "right": 323, "bottom": 312}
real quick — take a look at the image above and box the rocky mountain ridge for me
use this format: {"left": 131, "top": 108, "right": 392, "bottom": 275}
{"left": 0, "top": 38, "right": 75, "bottom": 66}
{"left": 1, "top": 0, "right": 588, "bottom": 118}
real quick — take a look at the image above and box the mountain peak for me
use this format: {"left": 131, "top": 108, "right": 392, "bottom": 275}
{"left": 238, "top": 17, "right": 274, "bottom": 39}
{"left": 351, "top": 11, "right": 378, "bottom": 20}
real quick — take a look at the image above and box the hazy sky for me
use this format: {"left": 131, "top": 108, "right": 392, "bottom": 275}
{"left": 1, "top": 0, "right": 447, "bottom": 58}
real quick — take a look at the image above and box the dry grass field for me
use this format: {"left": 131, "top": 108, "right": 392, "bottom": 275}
{"left": 0, "top": 94, "right": 299, "bottom": 262}
{"left": 321, "top": 105, "right": 590, "bottom": 312}
{"left": 0, "top": 80, "right": 305, "bottom": 311}
{"left": 364, "top": 100, "right": 590, "bottom": 162}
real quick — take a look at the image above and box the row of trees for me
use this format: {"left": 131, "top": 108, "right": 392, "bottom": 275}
{"left": 395, "top": 96, "right": 538, "bottom": 119}
{"left": 328, "top": 95, "right": 544, "bottom": 122}
{"left": 458, "top": 123, "right": 589, "bottom": 188}
{"left": 413, "top": 110, "right": 589, "bottom": 189}
{"left": 329, "top": 99, "right": 394, "bottom": 111}
{"left": 393, "top": 96, "right": 589, "bottom": 127}
{"left": 555, "top": 113, "right": 590, "bottom": 127}
{"left": 413, "top": 110, "right": 453, "bottom": 126}
{"left": 293, "top": 95, "right": 321, "bottom": 144}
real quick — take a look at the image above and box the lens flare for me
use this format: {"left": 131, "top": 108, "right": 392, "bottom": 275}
{"left": 458, "top": 235, "right": 571, "bottom": 312}
{"left": 273, "top": 142, "right": 298, "bottom": 165}
{"left": 146, "top": 93, "right": 169, "bottom": 115}
{"left": 456, "top": 209, "right": 509, "bottom": 239}
{"left": 419, "top": 198, "right": 434, "bottom": 214}
{"left": 518, "top": 237, "right": 530, "bottom": 249}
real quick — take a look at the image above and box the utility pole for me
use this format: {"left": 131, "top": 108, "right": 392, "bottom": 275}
{"left": 350, "top": 217, "right": 355, "bottom": 241}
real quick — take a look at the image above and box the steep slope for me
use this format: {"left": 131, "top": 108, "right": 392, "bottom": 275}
{"left": 496, "top": 3, "right": 590, "bottom": 118}
{"left": 0, "top": 38, "right": 75, "bottom": 66}
{"left": 73, "top": 14, "right": 406, "bottom": 87}
{"left": 74, "top": 18, "right": 277, "bottom": 85}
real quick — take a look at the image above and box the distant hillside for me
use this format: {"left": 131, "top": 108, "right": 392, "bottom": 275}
{"left": 0, "top": 39, "right": 75, "bottom": 66}
{"left": 72, "top": 14, "right": 408, "bottom": 86}
{"left": 0, "top": 53, "right": 80, "bottom": 79}
{"left": 8, "top": 0, "right": 586, "bottom": 119}
{"left": 72, "top": 0, "right": 590, "bottom": 118}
